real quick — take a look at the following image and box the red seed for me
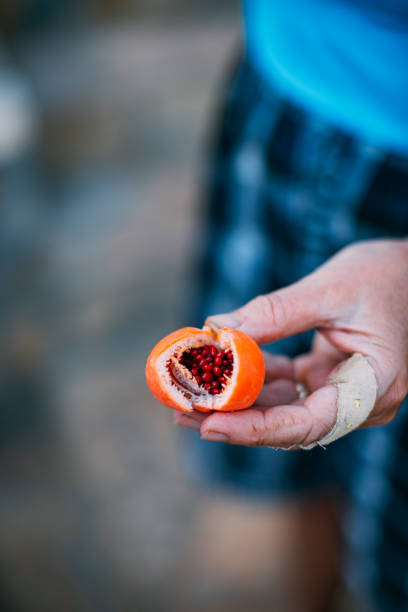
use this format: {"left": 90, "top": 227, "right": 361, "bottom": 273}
{"left": 211, "top": 388, "right": 220, "bottom": 395}
{"left": 202, "top": 372, "right": 213, "bottom": 383}
{"left": 199, "top": 359, "right": 206, "bottom": 368}
{"left": 210, "top": 346, "right": 217, "bottom": 356}
{"left": 195, "top": 375, "right": 202, "bottom": 385}
{"left": 191, "top": 349, "right": 198, "bottom": 357}
{"left": 213, "top": 366, "right": 222, "bottom": 377}
{"left": 214, "top": 356, "right": 222, "bottom": 366}
{"left": 201, "top": 346, "right": 209, "bottom": 356}
{"left": 191, "top": 369, "right": 198, "bottom": 376}
{"left": 203, "top": 364, "right": 212, "bottom": 372}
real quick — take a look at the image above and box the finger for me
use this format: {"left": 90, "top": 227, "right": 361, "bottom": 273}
{"left": 174, "top": 379, "right": 299, "bottom": 430}
{"left": 205, "top": 275, "right": 330, "bottom": 345}
{"left": 312, "top": 331, "right": 347, "bottom": 358}
{"left": 294, "top": 353, "right": 340, "bottom": 392}
{"left": 200, "top": 386, "right": 338, "bottom": 448}
{"left": 174, "top": 375, "right": 297, "bottom": 433}
{"left": 173, "top": 409, "right": 208, "bottom": 430}
{"left": 262, "top": 351, "right": 295, "bottom": 383}
{"left": 254, "top": 379, "right": 299, "bottom": 407}
{"left": 294, "top": 336, "right": 345, "bottom": 391}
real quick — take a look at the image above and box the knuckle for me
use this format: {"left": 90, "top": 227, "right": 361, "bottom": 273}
{"left": 265, "top": 409, "right": 310, "bottom": 448}
{"left": 253, "top": 293, "right": 289, "bottom": 331}
{"left": 250, "top": 413, "right": 268, "bottom": 446}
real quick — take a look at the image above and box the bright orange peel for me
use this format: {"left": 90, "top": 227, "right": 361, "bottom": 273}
{"left": 145, "top": 326, "right": 265, "bottom": 413}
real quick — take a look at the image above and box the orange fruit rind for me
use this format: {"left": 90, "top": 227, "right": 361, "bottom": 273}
{"left": 145, "top": 326, "right": 265, "bottom": 414}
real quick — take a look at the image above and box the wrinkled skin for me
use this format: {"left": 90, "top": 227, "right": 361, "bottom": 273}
{"left": 175, "top": 239, "right": 408, "bottom": 449}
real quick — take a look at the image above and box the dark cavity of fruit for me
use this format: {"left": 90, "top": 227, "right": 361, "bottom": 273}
{"left": 179, "top": 344, "right": 234, "bottom": 394}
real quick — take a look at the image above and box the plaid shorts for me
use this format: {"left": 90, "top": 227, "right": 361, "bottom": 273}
{"left": 184, "top": 56, "right": 408, "bottom": 611}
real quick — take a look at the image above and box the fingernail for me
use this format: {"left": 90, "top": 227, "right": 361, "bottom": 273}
{"left": 201, "top": 431, "right": 230, "bottom": 443}
{"left": 174, "top": 415, "right": 201, "bottom": 431}
{"left": 205, "top": 313, "right": 242, "bottom": 332}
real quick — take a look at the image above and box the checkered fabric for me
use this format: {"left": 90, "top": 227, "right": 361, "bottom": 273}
{"left": 184, "top": 56, "right": 408, "bottom": 611}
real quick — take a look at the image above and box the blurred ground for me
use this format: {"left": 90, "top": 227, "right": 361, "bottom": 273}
{"left": 0, "top": 5, "right": 357, "bottom": 612}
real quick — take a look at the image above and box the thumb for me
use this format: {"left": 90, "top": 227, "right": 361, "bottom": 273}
{"left": 205, "top": 277, "right": 331, "bottom": 345}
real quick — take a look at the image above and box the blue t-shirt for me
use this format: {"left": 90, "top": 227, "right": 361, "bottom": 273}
{"left": 243, "top": 0, "right": 408, "bottom": 154}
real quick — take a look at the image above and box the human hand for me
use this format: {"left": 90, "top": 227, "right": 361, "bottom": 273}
{"left": 174, "top": 240, "right": 408, "bottom": 449}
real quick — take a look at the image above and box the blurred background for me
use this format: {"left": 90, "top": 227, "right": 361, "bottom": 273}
{"left": 0, "top": 1, "right": 276, "bottom": 611}
{"left": 0, "top": 2, "right": 356, "bottom": 611}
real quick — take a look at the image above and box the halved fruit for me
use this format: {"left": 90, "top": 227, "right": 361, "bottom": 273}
{"left": 145, "top": 326, "right": 265, "bottom": 413}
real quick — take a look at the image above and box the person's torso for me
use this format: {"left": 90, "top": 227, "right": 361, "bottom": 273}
{"left": 243, "top": 0, "right": 408, "bottom": 155}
